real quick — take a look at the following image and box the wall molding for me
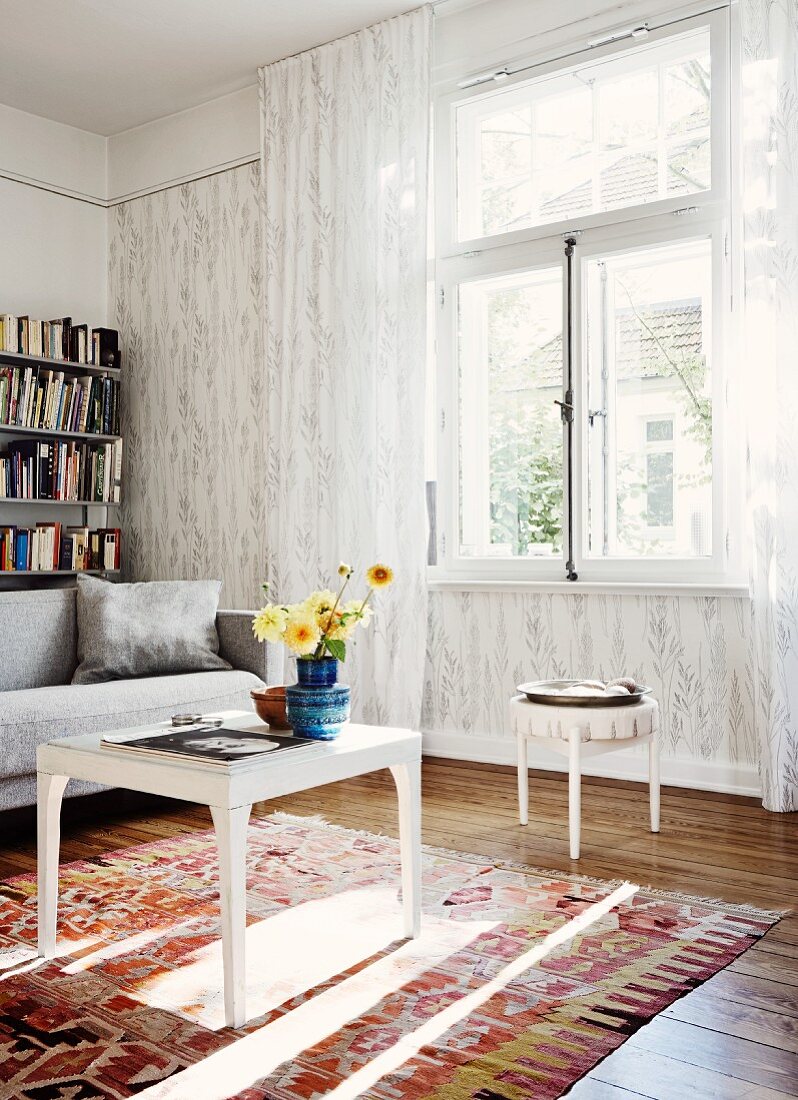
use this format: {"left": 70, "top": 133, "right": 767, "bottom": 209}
{"left": 0, "top": 155, "right": 260, "bottom": 210}
{"left": 106, "top": 154, "right": 259, "bottom": 206}
{"left": 422, "top": 730, "right": 762, "bottom": 798}
{"left": 0, "top": 169, "right": 106, "bottom": 208}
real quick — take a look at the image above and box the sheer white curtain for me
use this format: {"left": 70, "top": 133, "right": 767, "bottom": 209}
{"left": 259, "top": 7, "right": 431, "bottom": 727}
{"left": 743, "top": 0, "right": 798, "bottom": 810}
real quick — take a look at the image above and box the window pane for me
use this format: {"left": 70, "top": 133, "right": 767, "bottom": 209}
{"left": 585, "top": 238, "right": 713, "bottom": 558}
{"left": 456, "top": 28, "right": 711, "bottom": 241}
{"left": 646, "top": 450, "right": 674, "bottom": 526}
{"left": 459, "top": 268, "right": 563, "bottom": 558}
{"left": 667, "top": 137, "right": 711, "bottom": 195}
{"left": 646, "top": 419, "right": 674, "bottom": 442}
{"left": 665, "top": 55, "right": 710, "bottom": 136}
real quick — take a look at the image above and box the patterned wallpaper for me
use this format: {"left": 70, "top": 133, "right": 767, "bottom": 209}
{"left": 425, "top": 590, "right": 757, "bottom": 768}
{"left": 108, "top": 163, "right": 265, "bottom": 610}
{"left": 109, "top": 162, "right": 756, "bottom": 775}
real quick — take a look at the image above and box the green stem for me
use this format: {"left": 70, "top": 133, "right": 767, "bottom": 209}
{"left": 314, "top": 573, "right": 351, "bottom": 659}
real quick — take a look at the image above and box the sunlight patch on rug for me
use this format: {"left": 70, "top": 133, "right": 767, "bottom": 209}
{"left": 0, "top": 813, "right": 781, "bottom": 1100}
{"left": 144, "top": 880, "right": 638, "bottom": 1100}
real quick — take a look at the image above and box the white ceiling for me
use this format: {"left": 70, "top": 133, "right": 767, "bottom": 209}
{"left": 0, "top": 0, "right": 414, "bottom": 136}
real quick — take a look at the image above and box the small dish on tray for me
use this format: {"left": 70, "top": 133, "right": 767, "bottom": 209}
{"left": 516, "top": 680, "right": 652, "bottom": 707}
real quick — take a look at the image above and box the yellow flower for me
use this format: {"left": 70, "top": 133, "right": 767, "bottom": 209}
{"left": 366, "top": 563, "right": 394, "bottom": 589}
{"left": 302, "top": 589, "right": 337, "bottom": 616}
{"left": 326, "top": 610, "right": 356, "bottom": 641}
{"left": 338, "top": 562, "right": 352, "bottom": 577}
{"left": 252, "top": 604, "right": 288, "bottom": 644}
{"left": 283, "top": 611, "right": 322, "bottom": 656}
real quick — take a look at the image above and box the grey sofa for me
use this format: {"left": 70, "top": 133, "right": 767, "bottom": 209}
{"left": 0, "top": 588, "right": 283, "bottom": 811}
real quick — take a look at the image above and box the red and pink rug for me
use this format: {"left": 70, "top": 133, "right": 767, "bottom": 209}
{"left": 0, "top": 813, "right": 781, "bottom": 1099}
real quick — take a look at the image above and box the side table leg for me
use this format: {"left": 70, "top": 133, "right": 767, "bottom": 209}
{"left": 37, "top": 773, "right": 68, "bottom": 958}
{"left": 211, "top": 803, "right": 252, "bottom": 1028}
{"left": 517, "top": 733, "right": 529, "bottom": 826}
{"left": 568, "top": 730, "right": 581, "bottom": 860}
{"left": 649, "top": 730, "right": 661, "bottom": 834}
{"left": 389, "top": 759, "right": 422, "bottom": 939}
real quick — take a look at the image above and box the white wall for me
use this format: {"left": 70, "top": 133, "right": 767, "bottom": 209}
{"left": 0, "top": 178, "right": 107, "bottom": 324}
{"left": 0, "top": 104, "right": 107, "bottom": 321}
{"left": 0, "top": 102, "right": 106, "bottom": 199}
{"left": 107, "top": 85, "right": 259, "bottom": 202}
{"left": 0, "top": 105, "right": 109, "bottom": 542}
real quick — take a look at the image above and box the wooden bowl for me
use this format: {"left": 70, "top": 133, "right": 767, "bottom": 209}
{"left": 250, "top": 686, "right": 292, "bottom": 730}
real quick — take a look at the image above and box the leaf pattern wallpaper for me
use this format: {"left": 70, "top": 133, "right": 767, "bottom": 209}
{"left": 424, "top": 591, "right": 756, "bottom": 773}
{"left": 103, "top": 1, "right": 798, "bottom": 806}
{"left": 108, "top": 163, "right": 266, "bottom": 610}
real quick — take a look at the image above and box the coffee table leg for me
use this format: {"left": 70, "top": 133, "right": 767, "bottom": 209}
{"left": 211, "top": 803, "right": 251, "bottom": 1028}
{"left": 389, "top": 759, "right": 422, "bottom": 939}
{"left": 37, "top": 773, "right": 68, "bottom": 958}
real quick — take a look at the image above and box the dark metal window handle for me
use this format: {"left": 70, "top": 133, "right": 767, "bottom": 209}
{"left": 563, "top": 237, "right": 578, "bottom": 581}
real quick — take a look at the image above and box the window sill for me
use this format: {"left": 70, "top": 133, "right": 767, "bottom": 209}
{"left": 427, "top": 577, "right": 751, "bottom": 598}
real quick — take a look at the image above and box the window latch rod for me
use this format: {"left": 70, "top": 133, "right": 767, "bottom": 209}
{"left": 554, "top": 399, "right": 574, "bottom": 424}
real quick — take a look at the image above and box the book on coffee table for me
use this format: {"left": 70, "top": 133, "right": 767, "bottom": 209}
{"left": 101, "top": 726, "right": 320, "bottom": 767}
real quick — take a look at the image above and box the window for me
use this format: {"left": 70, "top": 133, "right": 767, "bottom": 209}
{"left": 456, "top": 28, "right": 712, "bottom": 241}
{"left": 433, "top": 9, "right": 733, "bottom": 582}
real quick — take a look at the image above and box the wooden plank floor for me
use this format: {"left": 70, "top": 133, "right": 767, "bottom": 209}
{"left": 0, "top": 757, "right": 796, "bottom": 1099}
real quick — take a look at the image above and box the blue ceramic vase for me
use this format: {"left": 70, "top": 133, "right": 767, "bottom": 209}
{"left": 285, "top": 657, "right": 350, "bottom": 740}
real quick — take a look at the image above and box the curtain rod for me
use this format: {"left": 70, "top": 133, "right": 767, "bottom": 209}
{"left": 452, "top": 0, "right": 727, "bottom": 91}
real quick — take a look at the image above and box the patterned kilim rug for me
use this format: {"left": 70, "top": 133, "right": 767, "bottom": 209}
{"left": 0, "top": 813, "right": 781, "bottom": 1100}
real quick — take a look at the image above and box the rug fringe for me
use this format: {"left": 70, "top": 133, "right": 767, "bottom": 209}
{"left": 265, "top": 811, "right": 787, "bottom": 923}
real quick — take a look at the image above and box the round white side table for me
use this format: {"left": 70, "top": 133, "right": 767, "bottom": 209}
{"left": 509, "top": 694, "right": 660, "bottom": 859}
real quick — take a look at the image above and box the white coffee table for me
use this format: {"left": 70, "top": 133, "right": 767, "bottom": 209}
{"left": 36, "top": 711, "right": 422, "bottom": 1027}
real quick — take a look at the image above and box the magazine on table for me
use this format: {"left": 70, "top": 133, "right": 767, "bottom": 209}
{"left": 101, "top": 724, "right": 321, "bottom": 767}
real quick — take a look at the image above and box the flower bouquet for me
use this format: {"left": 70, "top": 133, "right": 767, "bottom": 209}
{"left": 252, "top": 563, "right": 393, "bottom": 739}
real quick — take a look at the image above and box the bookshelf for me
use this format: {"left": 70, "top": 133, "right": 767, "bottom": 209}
{"left": 0, "top": 348, "right": 121, "bottom": 381}
{"left": 0, "top": 497, "right": 121, "bottom": 508}
{"left": 0, "top": 570, "right": 121, "bottom": 579}
{"left": 0, "top": 343, "right": 122, "bottom": 582}
{"left": 0, "top": 424, "right": 121, "bottom": 444}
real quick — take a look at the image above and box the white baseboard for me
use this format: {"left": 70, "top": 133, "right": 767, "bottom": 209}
{"left": 421, "top": 730, "right": 761, "bottom": 799}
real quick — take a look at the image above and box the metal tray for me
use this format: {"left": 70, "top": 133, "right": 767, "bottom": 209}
{"left": 516, "top": 679, "right": 652, "bottom": 707}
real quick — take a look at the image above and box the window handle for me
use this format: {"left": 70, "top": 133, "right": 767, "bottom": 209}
{"left": 554, "top": 399, "right": 574, "bottom": 424}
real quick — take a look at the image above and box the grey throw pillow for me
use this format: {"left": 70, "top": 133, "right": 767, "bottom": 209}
{"left": 73, "top": 575, "right": 231, "bottom": 685}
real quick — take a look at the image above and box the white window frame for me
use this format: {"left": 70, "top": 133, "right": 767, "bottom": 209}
{"left": 431, "top": 6, "right": 739, "bottom": 586}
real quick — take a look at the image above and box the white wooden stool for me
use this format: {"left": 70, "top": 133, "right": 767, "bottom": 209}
{"left": 509, "top": 694, "right": 660, "bottom": 859}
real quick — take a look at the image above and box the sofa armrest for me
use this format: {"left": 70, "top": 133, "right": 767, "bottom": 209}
{"left": 216, "top": 610, "right": 284, "bottom": 686}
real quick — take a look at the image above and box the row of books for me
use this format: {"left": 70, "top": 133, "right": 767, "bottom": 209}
{"left": 0, "top": 523, "right": 121, "bottom": 573}
{"left": 0, "top": 365, "right": 120, "bottom": 436}
{"left": 0, "top": 316, "right": 119, "bottom": 369}
{"left": 0, "top": 440, "right": 122, "bottom": 503}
